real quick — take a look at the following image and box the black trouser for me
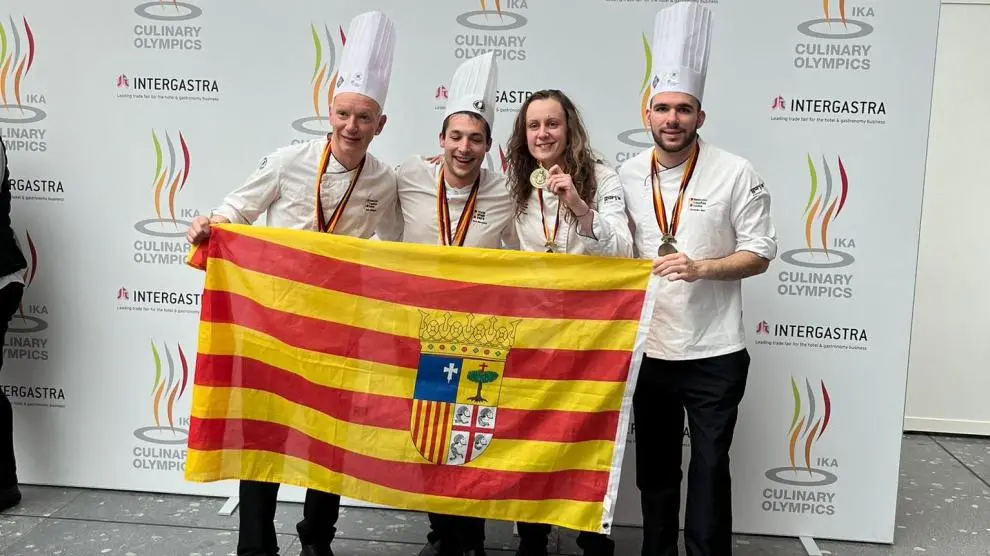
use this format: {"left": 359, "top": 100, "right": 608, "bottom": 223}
{"left": 0, "top": 283, "right": 24, "bottom": 490}
{"left": 634, "top": 349, "right": 750, "bottom": 556}
{"left": 236, "top": 479, "right": 341, "bottom": 555}
{"left": 516, "top": 522, "right": 614, "bottom": 555}
{"left": 426, "top": 512, "right": 486, "bottom": 554}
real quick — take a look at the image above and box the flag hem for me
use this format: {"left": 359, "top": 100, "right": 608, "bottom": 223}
{"left": 599, "top": 273, "right": 661, "bottom": 534}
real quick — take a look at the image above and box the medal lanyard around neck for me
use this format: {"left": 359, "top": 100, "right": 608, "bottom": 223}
{"left": 314, "top": 137, "right": 366, "bottom": 234}
{"left": 650, "top": 141, "right": 700, "bottom": 242}
{"left": 436, "top": 163, "right": 481, "bottom": 247}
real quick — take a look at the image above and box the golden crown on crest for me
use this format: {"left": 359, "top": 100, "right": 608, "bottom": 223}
{"left": 418, "top": 311, "right": 520, "bottom": 352}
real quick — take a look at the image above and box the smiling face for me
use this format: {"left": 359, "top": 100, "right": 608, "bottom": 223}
{"left": 329, "top": 92, "right": 387, "bottom": 161}
{"left": 525, "top": 98, "right": 568, "bottom": 168}
{"left": 439, "top": 112, "right": 492, "bottom": 184}
{"left": 646, "top": 91, "right": 706, "bottom": 155}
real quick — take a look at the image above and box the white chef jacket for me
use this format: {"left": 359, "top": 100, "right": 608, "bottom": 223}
{"left": 211, "top": 136, "right": 397, "bottom": 238}
{"left": 619, "top": 139, "right": 777, "bottom": 361}
{"left": 376, "top": 156, "right": 518, "bottom": 249}
{"left": 515, "top": 161, "right": 633, "bottom": 257}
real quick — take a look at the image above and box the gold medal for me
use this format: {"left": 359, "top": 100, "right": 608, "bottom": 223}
{"left": 530, "top": 164, "right": 549, "bottom": 189}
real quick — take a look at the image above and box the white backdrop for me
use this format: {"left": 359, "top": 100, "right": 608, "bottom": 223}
{"left": 0, "top": 0, "right": 940, "bottom": 545}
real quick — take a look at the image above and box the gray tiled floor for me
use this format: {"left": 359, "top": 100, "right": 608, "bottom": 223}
{"left": 2, "top": 433, "right": 989, "bottom": 555}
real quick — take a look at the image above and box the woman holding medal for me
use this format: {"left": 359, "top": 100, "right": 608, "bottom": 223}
{"left": 504, "top": 89, "right": 630, "bottom": 556}
{"left": 504, "top": 90, "right": 632, "bottom": 261}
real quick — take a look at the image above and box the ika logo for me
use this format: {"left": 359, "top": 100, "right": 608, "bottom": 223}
{"left": 8, "top": 229, "right": 45, "bottom": 334}
{"left": 0, "top": 16, "right": 46, "bottom": 125}
{"left": 780, "top": 155, "right": 854, "bottom": 269}
{"left": 135, "top": 129, "right": 193, "bottom": 238}
{"left": 134, "top": 0, "right": 202, "bottom": 22}
{"left": 798, "top": 0, "right": 874, "bottom": 39}
{"left": 453, "top": 1, "right": 529, "bottom": 62}
{"left": 457, "top": 0, "right": 528, "bottom": 31}
{"left": 292, "top": 23, "right": 345, "bottom": 137}
{"left": 766, "top": 377, "right": 837, "bottom": 487}
{"left": 133, "top": 340, "right": 190, "bottom": 445}
{"left": 410, "top": 311, "right": 519, "bottom": 465}
{"left": 616, "top": 32, "right": 655, "bottom": 160}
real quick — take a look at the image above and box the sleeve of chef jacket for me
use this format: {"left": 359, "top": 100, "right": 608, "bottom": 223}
{"left": 731, "top": 162, "right": 778, "bottom": 261}
{"left": 575, "top": 164, "right": 634, "bottom": 258}
{"left": 211, "top": 150, "right": 282, "bottom": 225}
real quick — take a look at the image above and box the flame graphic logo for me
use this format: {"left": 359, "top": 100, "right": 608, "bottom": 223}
{"left": 639, "top": 32, "right": 652, "bottom": 128}
{"left": 766, "top": 377, "right": 838, "bottom": 486}
{"left": 779, "top": 154, "right": 855, "bottom": 268}
{"left": 7, "top": 229, "right": 45, "bottom": 334}
{"left": 0, "top": 16, "right": 45, "bottom": 124}
{"left": 291, "top": 23, "right": 345, "bottom": 135}
{"left": 802, "top": 154, "right": 848, "bottom": 255}
{"left": 498, "top": 145, "right": 509, "bottom": 173}
{"left": 310, "top": 23, "right": 345, "bottom": 121}
{"left": 480, "top": 0, "right": 503, "bottom": 18}
{"left": 787, "top": 377, "right": 831, "bottom": 472}
{"left": 457, "top": 0, "right": 527, "bottom": 31}
{"left": 615, "top": 32, "right": 655, "bottom": 150}
{"left": 134, "top": 340, "right": 190, "bottom": 445}
{"left": 824, "top": 0, "right": 846, "bottom": 26}
{"left": 798, "top": 0, "right": 873, "bottom": 39}
{"left": 150, "top": 129, "right": 190, "bottom": 223}
{"left": 135, "top": 130, "right": 194, "bottom": 238}
{"left": 17, "top": 229, "right": 36, "bottom": 317}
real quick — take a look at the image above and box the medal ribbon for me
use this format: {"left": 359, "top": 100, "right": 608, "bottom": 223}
{"left": 436, "top": 164, "right": 481, "bottom": 247}
{"left": 314, "top": 137, "right": 366, "bottom": 234}
{"left": 650, "top": 142, "right": 700, "bottom": 241}
{"left": 537, "top": 189, "right": 561, "bottom": 250}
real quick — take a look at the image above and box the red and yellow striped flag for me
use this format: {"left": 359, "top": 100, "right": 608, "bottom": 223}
{"left": 184, "top": 224, "right": 657, "bottom": 533}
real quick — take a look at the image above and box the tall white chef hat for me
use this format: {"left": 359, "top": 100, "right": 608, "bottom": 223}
{"left": 333, "top": 11, "right": 396, "bottom": 110}
{"left": 649, "top": 1, "right": 713, "bottom": 105}
{"left": 443, "top": 51, "right": 498, "bottom": 131}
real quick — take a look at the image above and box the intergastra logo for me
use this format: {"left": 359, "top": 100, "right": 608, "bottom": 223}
{"left": 762, "top": 377, "right": 837, "bottom": 517}
{"left": 453, "top": 0, "right": 529, "bottom": 63}
{"left": 133, "top": 0, "right": 204, "bottom": 51}
{"left": 794, "top": 0, "right": 876, "bottom": 71}
{"left": 615, "top": 32, "right": 654, "bottom": 164}
{"left": 5, "top": 229, "right": 50, "bottom": 363}
{"left": 291, "top": 23, "right": 345, "bottom": 138}
{"left": 115, "top": 72, "right": 220, "bottom": 103}
{"left": 778, "top": 154, "right": 856, "bottom": 300}
{"left": 769, "top": 94, "right": 887, "bottom": 127}
{"left": 753, "top": 319, "right": 869, "bottom": 351}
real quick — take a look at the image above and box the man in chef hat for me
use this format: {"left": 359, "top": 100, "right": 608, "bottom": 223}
{"left": 617, "top": 2, "right": 777, "bottom": 555}
{"left": 377, "top": 51, "right": 516, "bottom": 252}
{"left": 185, "top": 10, "right": 400, "bottom": 556}
{"left": 376, "top": 51, "right": 516, "bottom": 556}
